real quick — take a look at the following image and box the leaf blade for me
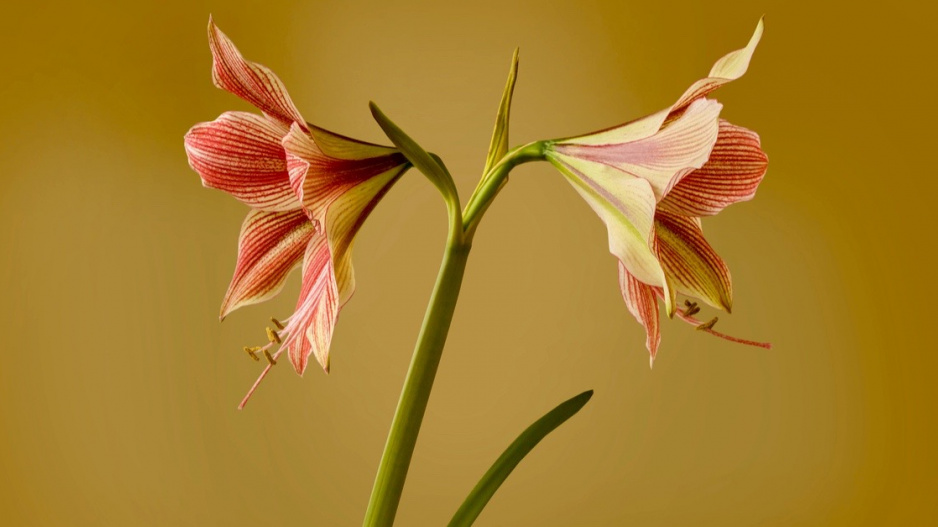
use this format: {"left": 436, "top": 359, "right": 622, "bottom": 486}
{"left": 447, "top": 389, "right": 594, "bottom": 527}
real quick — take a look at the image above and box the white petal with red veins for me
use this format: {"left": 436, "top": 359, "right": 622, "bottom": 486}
{"left": 658, "top": 120, "right": 768, "bottom": 217}
{"left": 618, "top": 262, "right": 662, "bottom": 363}
{"left": 220, "top": 209, "right": 316, "bottom": 318}
{"left": 654, "top": 210, "right": 733, "bottom": 311}
{"left": 281, "top": 235, "right": 340, "bottom": 374}
{"left": 555, "top": 99, "right": 723, "bottom": 200}
{"left": 185, "top": 112, "right": 300, "bottom": 211}
{"left": 208, "top": 18, "right": 306, "bottom": 127}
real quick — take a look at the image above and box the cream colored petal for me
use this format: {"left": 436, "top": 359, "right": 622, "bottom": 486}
{"left": 548, "top": 154, "right": 674, "bottom": 315}
{"left": 554, "top": 99, "right": 722, "bottom": 200}
{"left": 672, "top": 17, "right": 764, "bottom": 111}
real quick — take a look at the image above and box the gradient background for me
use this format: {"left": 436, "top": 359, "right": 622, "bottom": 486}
{"left": 1, "top": 0, "right": 934, "bottom": 525}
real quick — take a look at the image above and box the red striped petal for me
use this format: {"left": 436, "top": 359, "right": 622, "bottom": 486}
{"left": 185, "top": 112, "right": 299, "bottom": 211}
{"left": 618, "top": 262, "right": 661, "bottom": 366}
{"left": 207, "top": 18, "right": 305, "bottom": 127}
{"left": 220, "top": 209, "right": 315, "bottom": 318}
{"left": 281, "top": 235, "right": 339, "bottom": 374}
{"left": 659, "top": 120, "right": 768, "bottom": 217}
{"left": 654, "top": 210, "right": 732, "bottom": 311}
{"left": 282, "top": 123, "right": 407, "bottom": 224}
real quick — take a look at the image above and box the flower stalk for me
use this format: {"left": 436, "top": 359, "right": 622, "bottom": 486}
{"left": 363, "top": 200, "right": 470, "bottom": 527}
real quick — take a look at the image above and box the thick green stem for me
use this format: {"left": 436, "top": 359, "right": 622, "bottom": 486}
{"left": 363, "top": 219, "right": 470, "bottom": 527}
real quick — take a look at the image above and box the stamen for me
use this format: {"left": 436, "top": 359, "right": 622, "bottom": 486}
{"left": 270, "top": 317, "right": 285, "bottom": 330}
{"left": 696, "top": 317, "right": 718, "bottom": 331}
{"left": 683, "top": 300, "right": 700, "bottom": 316}
{"left": 244, "top": 346, "right": 261, "bottom": 361}
{"left": 263, "top": 349, "right": 277, "bottom": 365}
{"left": 266, "top": 326, "right": 282, "bottom": 344}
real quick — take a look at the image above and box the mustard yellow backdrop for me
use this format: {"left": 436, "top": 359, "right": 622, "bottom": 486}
{"left": 1, "top": 0, "right": 933, "bottom": 525}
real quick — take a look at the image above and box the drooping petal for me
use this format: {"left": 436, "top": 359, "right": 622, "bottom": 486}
{"left": 554, "top": 99, "right": 723, "bottom": 200}
{"left": 654, "top": 210, "right": 732, "bottom": 311}
{"left": 547, "top": 154, "right": 674, "bottom": 315}
{"left": 618, "top": 262, "right": 661, "bottom": 365}
{"left": 658, "top": 120, "right": 768, "bottom": 217}
{"left": 207, "top": 17, "right": 306, "bottom": 127}
{"left": 184, "top": 112, "right": 299, "bottom": 211}
{"left": 282, "top": 123, "right": 407, "bottom": 222}
{"left": 671, "top": 17, "right": 764, "bottom": 112}
{"left": 280, "top": 235, "right": 339, "bottom": 374}
{"left": 220, "top": 209, "right": 316, "bottom": 319}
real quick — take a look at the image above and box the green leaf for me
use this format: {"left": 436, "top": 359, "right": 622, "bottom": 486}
{"left": 369, "top": 102, "right": 457, "bottom": 201}
{"left": 447, "top": 389, "right": 594, "bottom": 527}
{"left": 482, "top": 48, "right": 520, "bottom": 177}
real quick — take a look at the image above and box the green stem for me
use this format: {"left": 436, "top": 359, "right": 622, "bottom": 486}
{"left": 363, "top": 206, "right": 470, "bottom": 527}
{"left": 462, "top": 140, "right": 546, "bottom": 240}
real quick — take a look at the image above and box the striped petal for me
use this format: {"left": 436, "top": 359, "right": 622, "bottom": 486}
{"left": 282, "top": 123, "right": 407, "bottom": 224}
{"left": 659, "top": 120, "right": 768, "bottom": 217}
{"left": 184, "top": 112, "right": 299, "bottom": 211}
{"left": 280, "top": 235, "right": 339, "bottom": 374}
{"left": 654, "top": 210, "right": 732, "bottom": 311}
{"left": 618, "top": 262, "right": 662, "bottom": 366}
{"left": 547, "top": 154, "right": 674, "bottom": 315}
{"left": 672, "top": 17, "right": 764, "bottom": 112}
{"left": 220, "top": 209, "right": 316, "bottom": 319}
{"left": 207, "top": 17, "right": 305, "bottom": 127}
{"left": 554, "top": 99, "right": 723, "bottom": 200}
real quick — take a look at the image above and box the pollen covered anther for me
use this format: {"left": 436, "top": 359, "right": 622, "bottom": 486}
{"left": 270, "top": 317, "right": 285, "bottom": 330}
{"left": 266, "top": 326, "right": 282, "bottom": 344}
{"left": 683, "top": 300, "right": 700, "bottom": 317}
{"left": 244, "top": 346, "right": 261, "bottom": 361}
{"left": 696, "top": 317, "right": 719, "bottom": 331}
{"left": 263, "top": 349, "right": 277, "bottom": 365}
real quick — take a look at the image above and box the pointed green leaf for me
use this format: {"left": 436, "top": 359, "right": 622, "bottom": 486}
{"left": 482, "top": 48, "right": 520, "bottom": 177}
{"left": 447, "top": 389, "right": 594, "bottom": 527}
{"left": 369, "top": 102, "right": 457, "bottom": 201}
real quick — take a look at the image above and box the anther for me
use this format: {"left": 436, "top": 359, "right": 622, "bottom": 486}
{"left": 696, "top": 317, "right": 718, "bottom": 331}
{"left": 263, "top": 349, "right": 277, "bottom": 365}
{"left": 266, "top": 326, "right": 282, "bottom": 344}
{"left": 270, "top": 317, "right": 285, "bottom": 330}
{"left": 244, "top": 346, "right": 261, "bottom": 361}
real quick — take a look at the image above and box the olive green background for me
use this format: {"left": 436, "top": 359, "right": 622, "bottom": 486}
{"left": 1, "top": 0, "right": 934, "bottom": 525}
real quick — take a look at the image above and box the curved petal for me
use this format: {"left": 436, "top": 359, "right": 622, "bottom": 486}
{"left": 618, "top": 262, "right": 661, "bottom": 366}
{"left": 654, "top": 210, "right": 732, "bottom": 311}
{"left": 547, "top": 154, "right": 674, "bottom": 315}
{"left": 185, "top": 112, "right": 299, "bottom": 211}
{"left": 324, "top": 164, "right": 406, "bottom": 305}
{"left": 280, "top": 234, "right": 339, "bottom": 374}
{"left": 658, "top": 120, "right": 768, "bottom": 217}
{"left": 220, "top": 209, "right": 316, "bottom": 319}
{"left": 672, "top": 17, "right": 764, "bottom": 112}
{"left": 282, "top": 123, "right": 407, "bottom": 221}
{"left": 207, "top": 17, "right": 305, "bottom": 127}
{"left": 554, "top": 99, "right": 723, "bottom": 200}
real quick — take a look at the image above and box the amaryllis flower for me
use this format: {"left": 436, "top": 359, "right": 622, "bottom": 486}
{"left": 183, "top": 18, "right": 408, "bottom": 405}
{"left": 544, "top": 19, "right": 769, "bottom": 364}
